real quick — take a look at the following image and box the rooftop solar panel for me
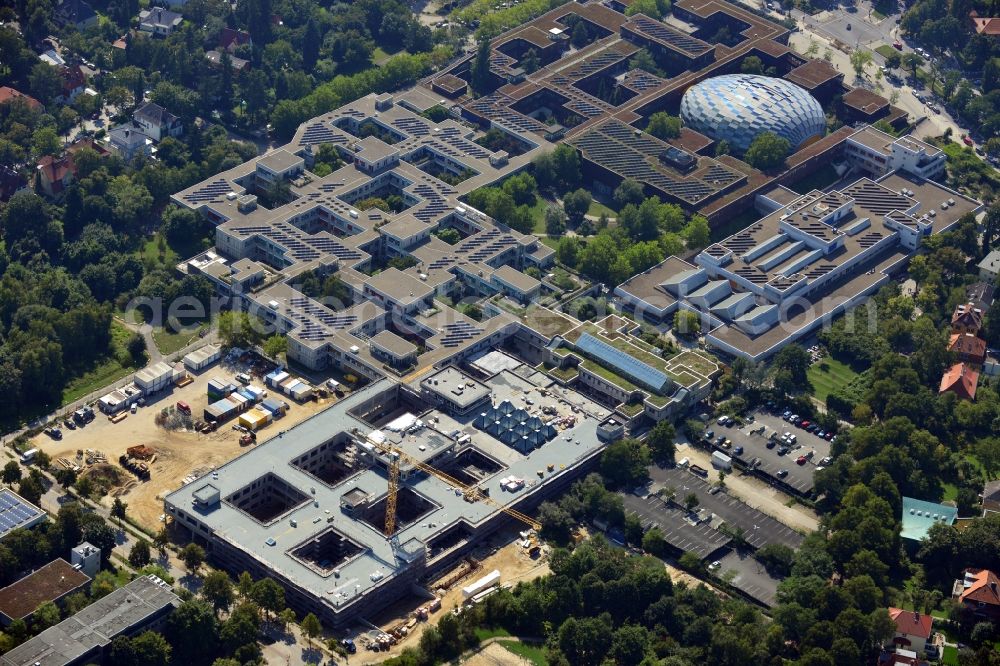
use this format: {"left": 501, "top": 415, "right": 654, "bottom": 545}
{"left": 0, "top": 489, "right": 43, "bottom": 538}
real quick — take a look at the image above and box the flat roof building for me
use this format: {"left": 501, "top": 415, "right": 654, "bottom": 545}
{"left": 0, "top": 576, "right": 179, "bottom": 666}
{"left": 0, "top": 489, "right": 46, "bottom": 540}
{"left": 0, "top": 560, "right": 91, "bottom": 626}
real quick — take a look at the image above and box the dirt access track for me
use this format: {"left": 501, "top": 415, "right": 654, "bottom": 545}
{"left": 31, "top": 362, "right": 338, "bottom": 530}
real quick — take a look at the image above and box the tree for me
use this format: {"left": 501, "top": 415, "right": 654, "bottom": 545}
{"left": 571, "top": 20, "right": 590, "bottom": 48}
{"left": 166, "top": 600, "right": 218, "bottom": 663}
{"left": 521, "top": 49, "right": 540, "bottom": 74}
{"left": 545, "top": 206, "right": 567, "bottom": 235}
{"left": 2, "top": 462, "right": 20, "bottom": 486}
{"left": 684, "top": 492, "right": 699, "bottom": 511}
{"left": 126, "top": 334, "right": 146, "bottom": 366}
{"left": 647, "top": 420, "right": 675, "bottom": 464}
{"left": 111, "top": 497, "right": 127, "bottom": 529}
{"left": 262, "top": 334, "right": 287, "bottom": 360}
{"left": 28, "top": 63, "right": 61, "bottom": 106}
{"left": 673, "top": 310, "right": 700, "bottom": 338}
{"left": 902, "top": 52, "right": 924, "bottom": 77}
{"left": 250, "top": 578, "right": 285, "bottom": 619}
{"left": 850, "top": 50, "right": 873, "bottom": 79}
{"left": 740, "top": 55, "right": 764, "bottom": 74}
{"left": 645, "top": 112, "right": 681, "bottom": 140}
{"left": 684, "top": 215, "right": 710, "bottom": 250}
{"left": 641, "top": 527, "right": 667, "bottom": 556}
{"left": 614, "top": 178, "right": 645, "bottom": 208}
{"left": 33, "top": 601, "right": 60, "bottom": 630}
{"left": 754, "top": 543, "right": 795, "bottom": 576}
{"left": 301, "top": 612, "right": 322, "bottom": 647}
{"left": 131, "top": 631, "right": 172, "bottom": 666}
{"left": 179, "top": 543, "right": 205, "bottom": 575}
{"left": 471, "top": 38, "right": 493, "bottom": 94}
{"left": 600, "top": 438, "right": 650, "bottom": 488}
{"left": 744, "top": 132, "right": 790, "bottom": 170}
{"left": 128, "top": 540, "right": 151, "bottom": 568}
{"left": 202, "top": 571, "right": 236, "bottom": 613}
{"left": 563, "top": 188, "right": 592, "bottom": 221}
{"left": 218, "top": 311, "right": 266, "bottom": 350}
{"left": 771, "top": 344, "right": 812, "bottom": 393}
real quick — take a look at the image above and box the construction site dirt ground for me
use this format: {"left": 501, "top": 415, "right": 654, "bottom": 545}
{"left": 29, "top": 365, "right": 339, "bottom": 531}
{"left": 355, "top": 529, "right": 551, "bottom": 664}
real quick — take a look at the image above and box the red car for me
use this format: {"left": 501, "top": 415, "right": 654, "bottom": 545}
{"left": 963, "top": 135, "right": 974, "bottom": 147}
{"left": 796, "top": 455, "right": 808, "bottom": 465}
{"left": 800, "top": 420, "right": 810, "bottom": 428}
{"left": 893, "top": 41, "right": 903, "bottom": 50}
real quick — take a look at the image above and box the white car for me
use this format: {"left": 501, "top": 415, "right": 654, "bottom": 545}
{"left": 708, "top": 561, "right": 722, "bottom": 571}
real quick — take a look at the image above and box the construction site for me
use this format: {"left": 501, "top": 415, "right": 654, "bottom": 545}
{"left": 29, "top": 357, "right": 335, "bottom": 529}
{"left": 164, "top": 358, "right": 618, "bottom": 630}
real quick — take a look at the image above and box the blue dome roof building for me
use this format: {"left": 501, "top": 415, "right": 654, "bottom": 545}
{"left": 679, "top": 74, "right": 826, "bottom": 152}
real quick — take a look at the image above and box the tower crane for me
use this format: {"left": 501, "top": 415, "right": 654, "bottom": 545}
{"left": 366, "top": 437, "right": 541, "bottom": 536}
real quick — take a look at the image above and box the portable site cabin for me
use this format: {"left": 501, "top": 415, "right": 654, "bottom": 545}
{"left": 229, "top": 392, "right": 250, "bottom": 413}
{"left": 236, "top": 388, "right": 257, "bottom": 404}
{"left": 204, "top": 398, "right": 237, "bottom": 423}
{"left": 265, "top": 369, "right": 289, "bottom": 389}
{"left": 207, "top": 378, "right": 236, "bottom": 401}
{"left": 134, "top": 361, "right": 177, "bottom": 395}
{"left": 260, "top": 398, "right": 286, "bottom": 418}
{"left": 285, "top": 380, "right": 313, "bottom": 402}
{"left": 244, "top": 385, "right": 265, "bottom": 401}
{"left": 462, "top": 570, "right": 501, "bottom": 599}
{"left": 183, "top": 344, "right": 221, "bottom": 372}
{"left": 238, "top": 408, "right": 272, "bottom": 431}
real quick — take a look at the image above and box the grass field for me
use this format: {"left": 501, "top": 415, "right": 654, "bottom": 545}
{"left": 529, "top": 197, "right": 553, "bottom": 234}
{"left": 942, "top": 645, "right": 958, "bottom": 665}
{"left": 153, "top": 323, "right": 208, "bottom": 356}
{"left": 807, "top": 357, "right": 860, "bottom": 402}
{"left": 61, "top": 321, "right": 136, "bottom": 405}
{"left": 474, "top": 627, "right": 511, "bottom": 641}
{"left": 874, "top": 44, "right": 896, "bottom": 59}
{"left": 498, "top": 640, "right": 548, "bottom": 665}
{"left": 587, "top": 200, "right": 617, "bottom": 220}
{"left": 142, "top": 234, "right": 179, "bottom": 270}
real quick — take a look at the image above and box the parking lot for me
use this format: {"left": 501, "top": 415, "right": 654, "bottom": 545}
{"left": 649, "top": 467, "right": 804, "bottom": 551}
{"left": 622, "top": 494, "right": 731, "bottom": 560}
{"left": 716, "top": 550, "right": 780, "bottom": 607}
{"left": 705, "top": 410, "right": 833, "bottom": 495}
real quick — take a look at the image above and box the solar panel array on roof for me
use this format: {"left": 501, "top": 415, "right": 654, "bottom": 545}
{"left": 0, "top": 489, "right": 42, "bottom": 537}
{"left": 576, "top": 333, "right": 671, "bottom": 392}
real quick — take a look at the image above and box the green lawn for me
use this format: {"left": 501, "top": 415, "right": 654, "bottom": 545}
{"left": 540, "top": 236, "right": 560, "bottom": 251}
{"left": 153, "top": 323, "right": 208, "bottom": 357}
{"left": 807, "top": 357, "right": 860, "bottom": 402}
{"left": 61, "top": 321, "right": 136, "bottom": 405}
{"left": 529, "top": 197, "right": 552, "bottom": 234}
{"left": 474, "top": 627, "right": 511, "bottom": 641}
{"left": 498, "top": 640, "right": 548, "bottom": 665}
{"left": 587, "top": 200, "right": 617, "bottom": 220}
{"left": 941, "top": 482, "right": 958, "bottom": 502}
{"left": 942, "top": 645, "right": 958, "bottom": 665}
{"left": 874, "top": 44, "right": 896, "bottom": 60}
{"left": 142, "top": 234, "right": 179, "bottom": 270}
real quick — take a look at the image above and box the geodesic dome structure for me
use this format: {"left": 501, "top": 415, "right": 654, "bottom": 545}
{"left": 679, "top": 74, "right": 825, "bottom": 153}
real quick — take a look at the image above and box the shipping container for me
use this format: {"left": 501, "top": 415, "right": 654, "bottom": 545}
{"left": 204, "top": 398, "right": 237, "bottom": 423}
{"left": 711, "top": 451, "right": 732, "bottom": 471}
{"left": 260, "top": 398, "right": 286, "bottom": 417}
{"left": 462, "top": 570, "right": 501, "bottom": 599}
{"left": 266, "top": 369, "right": 289, "bottom": 389}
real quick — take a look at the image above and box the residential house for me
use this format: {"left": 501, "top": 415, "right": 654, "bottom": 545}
{"left": 966, "top": 282, "right": 995, "bottom": 311}
{"left": 55, "top": 65, "right": 86, "bottom": 105}
{"left": 951, "top": 302, "right": 984, "bottom": 335}
{"left": 138, "top": 7, "right": 183, "bottom": 36}
{"left": 0, "top": 167, "right": 28, "bottom": 202}
{"left": 107, "top": 123, "right": 153, "bottom": 162}
{"left": 0, "top": 86, "right": 43, "bottom": 112}
{"left": 970, "top": 10, "right": 1000, "bottom": 35}
{"left": 219, "top": 27, "right": 252, "bottom": 52}
{"left": 939, "top": 363, "right": 979, "bottom": 401}
{"left": 55, "top": 0, "right": 99, "bottom": 30}
{"left": 948, "top": 333, "right": 987, "bottom": 367}
{"left": 133, "top": 102, "right": 183, "bottom": 142}
{"left": 978, "top": 249, "right": 1000, "bottom": 283}
{"left": 205, "top": 50, "right": 250, "bottom": 72}
{"left": 981, "top": 480, "right": 1000, "bottom": 514}
{"left": 888, "top": 607, "right": 934, "bottom": 655}
{"left": 954, "top": 568, "right": 1000, "bottom": 619}
{"left": 37, "top": 139, "right": 110, "bottom": 197}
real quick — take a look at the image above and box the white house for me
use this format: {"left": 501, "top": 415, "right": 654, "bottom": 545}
{"left": 138, "top": 7, "right": 183, "bottom": 36}
{"left": 133, "top": 102, "right": 183, "bottom": 142}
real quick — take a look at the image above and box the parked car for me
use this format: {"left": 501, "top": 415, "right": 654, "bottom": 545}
{"left": 820, "top": 456, "right": 833, "bottom": 466}
{"left": 825, "top": 432, "right": 835, "bottom": 440}
{"left": 800, "top": 420, "right": 810, "bottom": 429}
{"left": 796, "top": 455, "right": 808, "bottom": 465}
{"left": 817, "top": 430, "right": 825, "bottom": 439}
{"left": 777, "top": 446, "right": 789, "bottom": 456}
{"left": 777, "top": 469, "right": 789, "bottom": 478}
{"left": 766, "top": 440, "right": 777, "bottom": 449}
{"left": 893, "top": 40, "right": 903, "bottom": 49}
{"left": 734, "top": 446, "right": 744, "bottom": 456}
{"left": 963, "top": 135, "right": 974, "bottom": 146}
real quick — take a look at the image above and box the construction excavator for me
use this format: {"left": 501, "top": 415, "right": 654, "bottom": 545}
{"left": 372, "top": 436, "right": 541, "bottom": 537}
